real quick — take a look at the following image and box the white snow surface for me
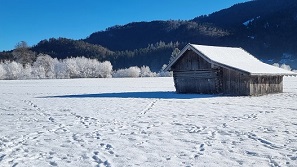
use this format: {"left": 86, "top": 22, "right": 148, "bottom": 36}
{"left": 0, "top": 77, "right": 297, "bottom": 167}
{"left": 190, "top": 44, "right": 296, "bottom": 76}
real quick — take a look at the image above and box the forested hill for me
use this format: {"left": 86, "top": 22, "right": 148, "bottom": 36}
{"left": 84, "top": 20, "right": 229, "bottom": 51}
{"left": 1, "top": 0, "right": 297, "bottom": 71}
{"left": 192, "top": 0, "right": 297, "bottom": 29}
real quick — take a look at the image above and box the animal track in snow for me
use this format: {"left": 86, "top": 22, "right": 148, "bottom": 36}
{"left": 23, "top": 100, "right": 43, "bottom": 113}
{"left": 92, "top": 153, "right": 111, "bottom": 167}
{"left": 247, "top": 133, "right": 283, "bottom": 149}
{"left": 49, "top": 117, "right": 55, "bottom": 122}
{"left": 186, "top": 125, "right": 206, "bottom": 134}
{"left": 199, "top": 144, "right": 205, "bottom": 152}
{"left": 139, "top": 99, "right": 158, "bottom": 115}
{"left": 70, "top": 112, "right": 102, "bottom": 129}
{"left": 99, "top": 143, "right": 115, "bottom": 155}
{"left": 49, "top": 161, "right": 58, "bottom": 166}
{"left": 0, "top": 154, "right": 6, "bottom": 162}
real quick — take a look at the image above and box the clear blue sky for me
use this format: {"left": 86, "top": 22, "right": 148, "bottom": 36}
{"left": 0, "top": 0, "right": 250, "bottom": 51}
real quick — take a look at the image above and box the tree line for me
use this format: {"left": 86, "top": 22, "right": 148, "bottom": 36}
{"left": 0, "top": 53, "right": 172, "bottom": 80}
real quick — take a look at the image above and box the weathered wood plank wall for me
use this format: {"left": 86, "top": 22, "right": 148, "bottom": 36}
{"left": 171, "top": 49, "right": 284, "bottom": 96}
{"left": 173, "top": 70, "right": 220, "bottom": 94}
{"left": 221, "top": 68, "right": 250, "bottom": 96}
{"left": 172, "top": 50, "right": 219, "bottom": 94}
{"left": 249, "top": 76, "right": 283, "bottom": 95}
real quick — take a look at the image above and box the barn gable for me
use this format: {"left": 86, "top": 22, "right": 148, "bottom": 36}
{"left": 166, "top": 44, "right": 296, "bottom": 96}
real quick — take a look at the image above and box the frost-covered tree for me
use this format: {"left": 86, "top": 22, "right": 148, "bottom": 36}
{"left": 0, "top": 55, "right": 113, "bottom": 80}
{"left": 272, "top": 63, "right": 280, "bottom": 67}
{"left": 62, "top": 57, "right": 113, "bottom": 78}
{"left": 273, "top": 63, "right": 292, "bottom": 71}
{"left": 157, "top": 64, "right": 173, "bottom": 77}
{"left": 19, "top": 64, "right": 32, "bottom": 80}
{"left": 73, "top": 57, "right": 87, "bottom": 78}
{"left": 280, "top": 64, "right": 292, "bottom": 71}
{"left": 31, "top": 66, "right": 46, "bottom": 79}
{"left": 54, "top": 61, "right": 69, "bottom": 79}
{"left": 33, "top": 54, "right": 56, "bottom": 78}
{"left": 97, "top": 61, "right": 113, "bottom": 78}
{"left": 169, "top": 48, "right": 180, "bottom": 63}
{"left": 2, "top": 61, "right": 23, "bottom": 80}
{"left": 64, "top": 58, "right": 80, "bottom": 78}
{"left": 140, "top": 66, "right": 156, "bottom": 77}
{"left": 113, "top": 66, "right": 141, "bottom": 78}
{"left": 0, "top": 63, "right": 6, "bottom": 79}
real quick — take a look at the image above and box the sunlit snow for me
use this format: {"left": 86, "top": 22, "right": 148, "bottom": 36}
{"left": 0, "top": 77, "right": 297, "bottom": 166}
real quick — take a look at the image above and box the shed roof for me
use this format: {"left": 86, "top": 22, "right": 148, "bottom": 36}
{"left": 166, "top": 44, "right": 296, "bottom": 76}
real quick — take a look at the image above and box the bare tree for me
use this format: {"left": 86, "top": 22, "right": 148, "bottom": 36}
{"left": 12, "top": 41, "right": 36, "bottom": 66}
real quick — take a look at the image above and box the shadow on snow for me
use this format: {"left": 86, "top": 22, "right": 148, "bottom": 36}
{"left": 42, "top": 91, "right": 217, "bottom": 99}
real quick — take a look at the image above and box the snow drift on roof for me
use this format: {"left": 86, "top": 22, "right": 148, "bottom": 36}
{"left": 167, "top": 44, "right": 296, "bottom": 76}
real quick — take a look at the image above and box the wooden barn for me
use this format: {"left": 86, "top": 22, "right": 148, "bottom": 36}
{"left": 165, "top": 44, "right": 296, "bottom": 96}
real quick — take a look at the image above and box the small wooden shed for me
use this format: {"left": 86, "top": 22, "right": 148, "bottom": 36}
{"left": 165, "top": 44, "right": 296, "bottom": 96}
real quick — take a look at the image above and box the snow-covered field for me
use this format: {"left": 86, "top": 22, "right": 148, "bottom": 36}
{"left": 0, "top": 77, "right": 297, "bottom": 167}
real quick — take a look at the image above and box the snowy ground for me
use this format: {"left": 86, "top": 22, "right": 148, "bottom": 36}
{"left": 0, "top": 77, "right": 297, "bottom": 167}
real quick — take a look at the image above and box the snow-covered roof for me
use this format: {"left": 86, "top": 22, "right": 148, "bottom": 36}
{"left": 166, "top": 44, "right": 296, "bottom": 76}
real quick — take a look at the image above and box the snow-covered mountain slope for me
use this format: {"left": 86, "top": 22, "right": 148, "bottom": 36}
{"left": 0, "top": 77, "right": 297, "bottom": 166}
